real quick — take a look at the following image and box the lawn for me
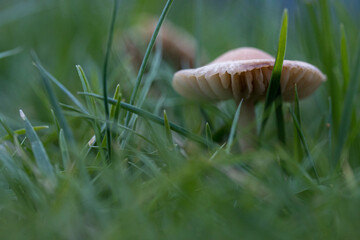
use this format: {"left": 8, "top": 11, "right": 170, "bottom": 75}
{"left": 0, "top": 0, "right": 360, "bottom": 239}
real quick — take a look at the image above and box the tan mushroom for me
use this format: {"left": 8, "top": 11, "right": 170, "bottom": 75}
{"left": 172, "top": 47, "right": 326, "bottom": 150}
{"left": 123, "top": 15, "right": 201, "bottom": 69}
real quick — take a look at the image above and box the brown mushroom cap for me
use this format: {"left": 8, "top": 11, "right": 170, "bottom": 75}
{"left": 173, "top": 47, "right": 326, "bottom": 102}
{"left": 123, "top": 15, "right": 198, "bottom": 69}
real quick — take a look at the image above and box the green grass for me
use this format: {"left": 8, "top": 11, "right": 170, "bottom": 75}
{"left": 1, "top": 0, "right": 360, "bottom": 239}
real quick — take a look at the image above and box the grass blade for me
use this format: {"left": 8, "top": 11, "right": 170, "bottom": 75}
{"left": 102, "top": 0, "right": 120, "bottom": 161}
{"left": 205, "top": 122, "right": 213, "bottom": 150}
{"left": 76, "top": 65, "right": 97, "bottom": 114}
{"left": 289, "top": 107, "right": 319, "bottom": 183}
{"left": 19, "top": 110, "right": 54, "bottom": 178}
{"left": 334, "top": 36, "right": 360, "bottom": 167}
{"left": 260, "top": 9, "right": 288, "bottom": 137}
{"left": 327, "top": 97, "right": 333, "bottom": 170}
{"left": 78, "top": 92, "right": 211, "bottom": 146}
{"left": 293, "top": 84, "right": 303, "bottom": 162}
{"left": 125, "top": 0, "right": 174, "bottom": 126}
{"left": 1, "top": 125, "right": 48, "bottom": 141}
{"left": 32, "top": 55, "right": 88, "bottom": 114}
{"left": 226, "top": 99, "right": 243, "bottom": 153}
{"left": 32, "top": 52, "right": 75, "bottom": 144}
{"left": 163, "top": 110, "right": 173, "bottom": 148}
{"left": 59, "top": 129, "right": 70, "bottom": 171}
{"left": 0, "top": 118, "right": 14, "bottom": 140}
{"left": 340, "top": 24, "right": 350, "bottom": 96}
{"left": 0, "top": 47, "right": 22, "bottom": 60}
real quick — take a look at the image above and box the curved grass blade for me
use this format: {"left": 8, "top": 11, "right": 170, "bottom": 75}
{"left": 19, "top": 110, "right": 54, "bottom": 178}
{"left": 289, "top": 107, "right": 319, "bottom": 183}
{"left": 0, "top": 118, "right": 14, "bottom": 140}
{"left": 1, "top": 126, "right": 48, "bottom": 141}
{"left": 31, "top": 52, "right": 75, "bottom": 144}
{"left": 260, "top": 9, "right": 288, "bottom": 139}
{"left": 102, "top": 0, "right": 120, "bottom": 161}
{"left": 0, "top": 47, "right": 22, "bottom": 60}
{"left": 125, "top": 0, "right": 174, "bottom": 126}
{"left": 32, "top": 54, "right": 88, "bottom": 115}
{"left": 78, "top": 92, "right": 211, "bottom": 146}
{"left": 226, "top": 99, "right": 243, "bottom": 153}
{"left": 76, "top": 65, "right": 97, "bottom": 114}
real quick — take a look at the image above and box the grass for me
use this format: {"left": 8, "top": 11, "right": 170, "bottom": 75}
{"left": 1, "top": 0, "right": 360, "bottom": 239}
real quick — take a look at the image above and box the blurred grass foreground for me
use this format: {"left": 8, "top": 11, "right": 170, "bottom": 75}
{"left": 1, "top": 0, "right": 360, "bottom": 239}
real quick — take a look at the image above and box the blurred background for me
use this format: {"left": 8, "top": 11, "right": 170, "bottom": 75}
{"left": 0, "top": 0, "right": 359, "bottom": 131}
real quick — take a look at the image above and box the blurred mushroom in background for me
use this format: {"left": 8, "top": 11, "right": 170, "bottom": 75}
{"left": 122, "top": 15, "right": 205, "bottom": 71}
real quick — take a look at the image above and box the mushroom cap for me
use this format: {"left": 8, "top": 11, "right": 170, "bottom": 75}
{"left": 173, "top": 47, "right": 326, "bottom": 102}
{"left": 123, "top": 15, "right": 198, "bottom": 69}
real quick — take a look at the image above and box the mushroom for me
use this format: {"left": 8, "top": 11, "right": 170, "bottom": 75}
{"left": 123, "top": 15, "right": 203, "bottom": 70}
{"left": 172, "top": 47, "right": 326, "bottom": 150}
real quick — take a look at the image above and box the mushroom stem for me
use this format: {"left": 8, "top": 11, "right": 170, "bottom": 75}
{"left": 237, "top": 100, "right": 256, "bottom": 151}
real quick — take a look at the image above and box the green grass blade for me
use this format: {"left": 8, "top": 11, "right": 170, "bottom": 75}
{"left": 194, "top": 0, "right": 202, "bottom": 67}
{"left": 59, "top": 129, "right": 70, "bottom": 171}
{"left": 0, "top": 118, "right": 14, "bottom": 140}
{"left": 32, "top": 52, "right": 75, "bottom": 144}
{"left": 275, "top": 97, "right": 285, "bottom": 143}
{"left": 78, "top": 92, "right": 211, "bottom": 146}
{"left": 163, "top": 110, "right": 173, "bottom": 148}
{"left": 19, "top": 110, "right": 54, "bottom": 178}
{"left": 32, "top": 55, "right": 88, "bottom": 115}
{"left": 0, "top": 47, "right": 22, "bottom": 60}
{"left": 76, "top": 65, "right": 97, "bottom": 114}
{"left": 340, "top": 24, "right": 350, "bottom": 97}
{"left": 110, "top": 84, "right": 121, "bottom": 119}
{"left": 125, "top": 0, "right": 174, "bottom": 126}
{"left": 102, "top": 0, "right": 120, "bottom": 161}
{"left": 334, "top": 37, "right": 360, "bottom": 167}
{"left": 327, "top": 97, "right": 333, "bottom": 170}
{"left": 205, "top": 122, "right": 212, "bottom": 150}
{"left": 226, "top": 99, "right": 243, "bottom": 153}
{"left": 1, "top": 126, "right": 48, "bottom": 141}
{"left": 293, "top": 84, "right": 303, "bottom": 162}
{"left": 260, "top": 9, "right": 288, "bottom": 137}
{"left": 289, "top": 107, "right": 319, "bottom": 183}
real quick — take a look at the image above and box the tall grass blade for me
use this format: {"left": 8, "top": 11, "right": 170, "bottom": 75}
{"left": 226, "top": 99, "right": 243, "bottom": 153}
{"left": 59, "top": 129, "right": 70, "bottom": 171}
{"left": 125, "top": 0, "right": 174, "bottom": 126}
{"left": 102, "top": 0, "right": 120, "bottom": 161}
{"left": 19, "top": 110, "right": 54, "bottom": 178}
{"left": 293, "top": 84, "right": 303, "bottom": 162}
{"left": 327, "top": 97, "right": 333, "bottom": 170}
{"left": 334, "top": 36, "right": 360, "bottom": 167}
{"left": 340, "top": 24, "right": 350, "bottom": 96}
{"left": 32, "top": 52, "right": 75, "bottom": 144}
{"left": 289, "top": 107, "right": 319, "bottom": 183}
{"left": 260, "top": 9, "right": 288, "bottom": 138}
